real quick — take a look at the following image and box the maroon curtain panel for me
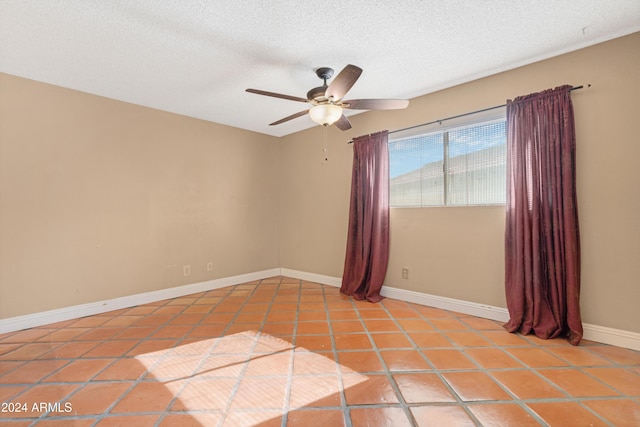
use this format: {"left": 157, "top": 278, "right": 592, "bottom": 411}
{"left": 341, "top": 130, "right": 390, "bottom": 303}
{"left": 504, "top": 86, "right": 583, "bottom": 345}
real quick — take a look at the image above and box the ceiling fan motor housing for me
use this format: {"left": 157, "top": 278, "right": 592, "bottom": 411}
{"left": 307, "top": 67, "right": 335, "bottom": 102}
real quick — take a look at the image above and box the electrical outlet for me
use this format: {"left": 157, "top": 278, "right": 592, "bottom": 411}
{"left": 206, "top": 262, "right": 214, "bottom": 272}
{"left": 402, "top": 268, "right": 409, "bottom": 279}
{"left": 183, "top": 265, "right": 191, "bottom": 276}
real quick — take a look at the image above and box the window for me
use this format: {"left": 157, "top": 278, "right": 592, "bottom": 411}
{"left": 389, "top": 114, "right": 506, "bottom": 207}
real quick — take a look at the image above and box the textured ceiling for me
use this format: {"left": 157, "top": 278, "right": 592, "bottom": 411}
{"left": 1, "top": 1, "right": 639, "bottom": 137}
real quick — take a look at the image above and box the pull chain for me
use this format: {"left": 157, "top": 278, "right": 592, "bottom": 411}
{"left": 322, "top": 124, "right": 329, "bottom": 163}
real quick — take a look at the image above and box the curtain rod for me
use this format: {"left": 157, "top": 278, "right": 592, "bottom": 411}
{"left": 347, "top": 84, "right": 590, "bottom": 144}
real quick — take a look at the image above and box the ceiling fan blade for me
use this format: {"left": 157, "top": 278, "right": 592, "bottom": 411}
{"left": 335, "top": 114, "right": 352, "bottom": 131}
{"left": 342, "top": 99, "right": 410, "bottom": 110}
{"left": 246, "top": 88, "right": 309, "bottom": 103}
{"left": 325, "top": 64, "right": 362, "bottom": 101}
{"left": 269, "top": 109, "right": 310, "bottom": 126}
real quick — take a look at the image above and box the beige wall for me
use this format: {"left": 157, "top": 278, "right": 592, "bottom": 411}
{"left": 279, "top": 32, "right": 640, "bottom": 333}
{"left": 0, "top": 74, "right": 280, "bottom": 318}
{"left": 2, "top": 33, "right": 638, "bottom": 333}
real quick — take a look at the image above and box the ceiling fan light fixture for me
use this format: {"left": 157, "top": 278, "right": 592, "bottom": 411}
{"left": 309, "top": 104, "right": 342, "bottom": 126}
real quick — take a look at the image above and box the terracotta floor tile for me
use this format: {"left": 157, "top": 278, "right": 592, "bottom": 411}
{"left": 506, "top": 347, "right": 569, "bottom": 367}
{"left": 527, "top": 401, "right": 609, "bottom": 427}
{"left": 195, "top": 353, "right": 248, "bottom": 377}
{"left": 465, "top": 347, "right": 524, "bottom": 369}
{"left": 362, "top": 319, "right": 400, "bottom": 332}
{"left": 0, "top": 328, "right": 52, "bottom": 343}
{"left": 430, "top": 318, "right": 469, "bottom": 330}
{"left": 0, "top": 359, "right": 69, "bottom": 383}
{"left": 331, "top": 320, "right": 365, "bottom": 333}
{"left": 357, "top": 308, "right": 389, "bottom": 319}
{"left": 337, "top": 351, "right": 384, "bottom": 373}
{"left": 481, "top": 330, "right": 531, "bottom": 346}
{"left": 172, "top": 378, "right": 236, "bottom": 410}
{"left": 0, "top": 360, "right": 24, "bottom": 377}
{"left": 371, "top": 332, "right": 413, "bottom": 349}
{"left": 393, "top": 372, "right": 457, "bottom": 403}
{"left": 328, "top": 309, "right": 360, "bottom": 320}
{"left": 461, "top": 317, "right": 503, "bottom": 330}
{"left": 159, "top": 413, "right": 223, "bottom": 427}
{"left": 396, "top": 319, "right": 433, "bottom": 331}
{"left": 422, "top": 349, "right": 476, "bottom": 370}
{"left": 83, "top": 340, "right": 137, "bottom": 358}
{"left": 212, "top": 335, "right": 256, "bottom": 354}
{"left": 0, "top": 384, "right": 78, "bottom": 418}
{"left": 349, "top": 407, "right": 413, "bottom": 427}
{"left": 583, "top": 399, "right": 640, "bottom": 427}
{"left": 491, "top": 370, "right": 566, "bottom": 399}
{"left": 468, "top": 403, "right": 543, "bottom": 427}
{"left": 74, "top": 327, "right": 124, "bottom": 341}
{"left": 146, "top": 306, "right": 181, "bottom": 316}
{"left": 293, "top": 351, "right": 337, "bottom": 375}
{"left": 407, "top": 331, "right": 453, "bottom": 348}
{"left": 333, "top": 333, "right": 373, "bottom": 350}
{"left": 380, "top": 350, "right": 431, "bottom": 371}
{"left": 101, "top": 315, "right": 144, "bottom": 327}
{"left": 168, "top": 312, "right": 205, "bottom": 325}
{"left": 223, "top": 410, "right": 283, "bottom": 427}
{"left": 93, "top": 358, "right": 150, "bottom": 381}
{"left": 287, "top": 409, "right": 345, "bottom": 427}
{"left": 445, "top": 331, "right": 492, "bottom": 347}
{"left": 414, "top": 306, "right": 452, "bottom": 318}
{"left": 145, "top": 355, "right": 202, "bottom": 380}
{"left": 37, "top": 418, "right": 97, "bottom": 426}
{"left": 343, "top": 374, "right": 399, "bottom": 405}
{"left": 68, "top": 382, "right": 133, "bottom": 415}
{"left": 43, "top": 358, "right": 114, "bottom": 382}
{"left": 230, "top": 376, "right": 288, "bottom": 409}
{"left": 126, "top": 339, "right": 178, "bottom": 356}
{"left": 587, "top": 345, "right": 640, "bottom": 365}
{"left": 111, "top": 381, "right": 176, "bottom": 413}
{"left": 411, "top": 405, "right": 476, "bottom": 427}
{"left": 297, "top": 311, "right": 327, "bottom": 321}
{"left": 294, "top": 334, "right": 332, "bottom": 351}
{"left": 38, "top": 341, "right": 99, "bottom": 359}
{"left": 245, "top": 351, "right": 291, "bottom": 376}
{"left": 95, "top": 415, "right": 159, "bottom": 426}
{"left": 2, "top": 342, "right": 61, "bottom": 360}
{"left": 3, "top": 278, "right": 639, "bottom": 427}
{"left": 538, "top": 368, "right": 620, "bottom": 397}
{"left": 442, "top": 371, "right": 513, "bottom": 401}
{"left": 261, "top": 322, "right": 295, "bottom": 336}
{"left": 67, "top": 316, "right": 111, "bottom": 328}
{"left": 151, "top": 325, "right": 194, "bottom": 339}
{"left": 133, "top": 314, "right": 174, "bottom": 326}
{"left": 36, "top": 328, "right": 91, "bottom": 342}
{"left": 296, "top": 321, "right": 330, "bottom": 335}
{"left": 546, "top": 345, "right": 613, "bottom": 366}
{"left": 113, "top": 326, "right": 157, "bottom": 340}
{"left": 583, "top": 367, "right": 640, "bottom": 395}
{"left": 0, "top": 342, "right": 21, "bottom": 357}
{"left": 289, "top": 375, "right": 342, "bottom": 407}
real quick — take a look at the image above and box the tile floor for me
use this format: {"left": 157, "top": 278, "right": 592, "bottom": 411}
{"left": 1, "top": 276, "right": 639, "bottom": 426}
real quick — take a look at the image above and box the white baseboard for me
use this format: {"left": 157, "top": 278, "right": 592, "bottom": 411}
{"left": 3, "top": 267, "right": 639, "bottom": 351}
{"left": 582, "top": 323, "right": 640, "bottom": 352}
{"left": 280, "top": 268, "right": 343, "bottom": 288}
{"left": 0, "top": 268, "right": 280, "bottom": 335}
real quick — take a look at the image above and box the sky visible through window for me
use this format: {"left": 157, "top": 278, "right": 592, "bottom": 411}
{"left": 389, "top": 120, "right": 506, "bottom": 178}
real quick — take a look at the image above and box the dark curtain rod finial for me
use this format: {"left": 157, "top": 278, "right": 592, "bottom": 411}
{"left": 347, "top": 84, "right": 590, "bottom": 144}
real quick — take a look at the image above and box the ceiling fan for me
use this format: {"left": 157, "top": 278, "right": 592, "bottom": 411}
{"left": 246, "top": 64, "right": 409, "bottom": 131}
